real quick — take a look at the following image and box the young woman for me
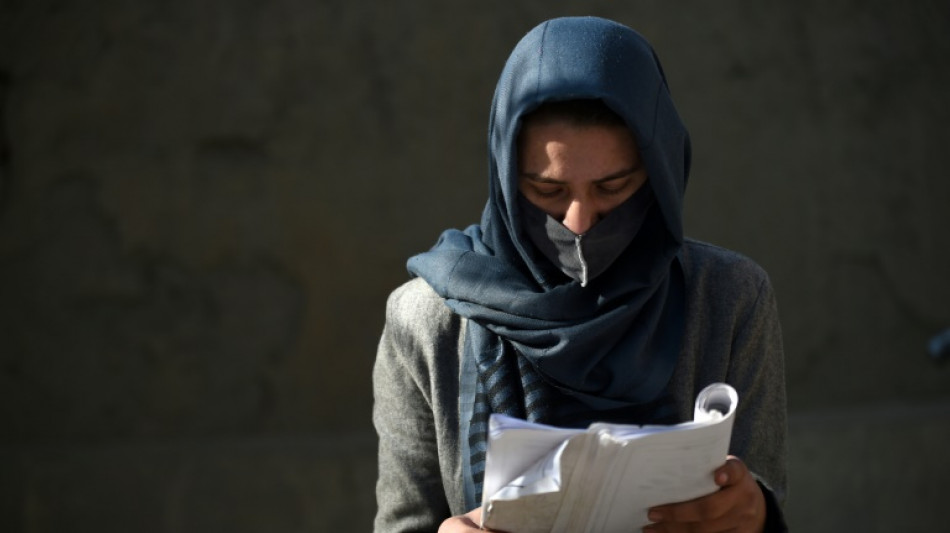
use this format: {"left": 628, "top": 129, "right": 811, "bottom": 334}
{"left": 374, "top": 16, "right": 788, "bottom": 533}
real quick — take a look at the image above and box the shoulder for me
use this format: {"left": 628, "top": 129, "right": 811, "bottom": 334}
{"left": 680, "top": 238, "right": 773, "bottom": 299}
{"left": 385, "top": 277, "right": 458, "bottom": 338}
{"left": 386, "top": 277, "right": 446, "bottom": 317}
{"left": 380, "top": 277, "right": 463, "bottom": 382}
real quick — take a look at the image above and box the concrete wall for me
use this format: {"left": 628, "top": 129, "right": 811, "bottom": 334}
{"left": 1, "top": 1, "right": 947, "bottom": 531}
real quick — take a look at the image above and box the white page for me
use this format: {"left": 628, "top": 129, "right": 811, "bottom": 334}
{"left": 589, "top": 383, "right": 737, "bottom": 531}
{"left": 490, "top": 438, "right": 570, "bottom": 500}
{"left": 594, "top": 412, "right": 733, "bottom": 531}
{"left": 481, "top": 414, "right": 584, "bottom": 509}
{"left": 483, "top": 383, "right": 739, "bottom": 533}
{"left": 483, "top": 438, "right": 578, "bottom": 533}
{"left": 550, "top": 432, "right": 604, "bottom": 533}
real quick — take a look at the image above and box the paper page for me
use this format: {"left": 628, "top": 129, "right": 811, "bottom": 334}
{"left": 484, "top": 433, "right": 589, "bottom": 533}
{"left": 594, "top": 414, "right": 733, "bottom": 531}
{"left": 481, "top": 414, "right": 584, "bottom": 509}
{"left": 482, "top": 383, "right": 739, "bottom": 533}
{"left": 490, "top": 439, "right": 570, "bottom": 500}
{"left": 591, "top": 383, "right": 737, "bottom": 531}
{"left": 483, "top": 492, "right": 563, "bottom": 533}
{"left": 550, "top": 432, "right": 605, "bottom": 533}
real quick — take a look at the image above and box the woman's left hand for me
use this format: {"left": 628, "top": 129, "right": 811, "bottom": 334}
{"left": 643, "top": 455, "right": 766, "bottom": 533}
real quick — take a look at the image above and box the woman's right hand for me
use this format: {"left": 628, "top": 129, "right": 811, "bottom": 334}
{"left": 438, "top": 506, "right": 489, "bottom": 532}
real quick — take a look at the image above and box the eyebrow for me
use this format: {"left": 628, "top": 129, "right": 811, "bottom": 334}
{"left": 519, "top": 163, "right": 643, "bottom": 185}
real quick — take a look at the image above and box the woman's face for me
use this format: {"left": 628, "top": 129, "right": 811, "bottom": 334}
{"left": 517, "top": 121, "right": 648, "bottom": 235}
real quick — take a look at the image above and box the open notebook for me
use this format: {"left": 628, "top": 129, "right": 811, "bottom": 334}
{"left": 481, "top": 382, "right": 738, "bottom": 533}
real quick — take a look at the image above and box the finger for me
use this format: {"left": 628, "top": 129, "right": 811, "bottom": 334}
{"left": 438, "top": 507, "right": 485, "bottom": 533}
{"left": 714, "top": 456, "right": 749, "bottom": 487}
{"left": 466, "top": 506, "right": 483, "bottom": 524}
{"left": 643, "top": 521, "right": 693, "bottom": 533}
{"left": 658, "top": 467, "right": 764, "bottom": 533}
{"left": 645, "top": 514, "right": 741, "bottom": 533}
{"left": 648, "top": 487, "right": 734, "bottom": 524}
{"left": 437, "top": 516, "right": 481, "bottom": 532}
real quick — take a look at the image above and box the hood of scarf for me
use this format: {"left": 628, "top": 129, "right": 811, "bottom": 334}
{"left": 408, "top": 16, "right": 691, "bottom": 408}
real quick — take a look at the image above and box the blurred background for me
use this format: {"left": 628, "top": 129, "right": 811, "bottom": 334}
{"left": 1, "top": 1, "right": 948, "bottom": 532}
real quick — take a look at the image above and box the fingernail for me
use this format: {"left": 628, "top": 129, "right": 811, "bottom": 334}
{"left": 717, "top": 472, "right": 728, "bottom": 484}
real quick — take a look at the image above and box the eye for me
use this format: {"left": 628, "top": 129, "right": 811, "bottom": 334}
{"left": 532, "top": 185, "right": 564, "bottom": 199}
{"left": 597, "top": 179, "right": 630, "bottom": 196}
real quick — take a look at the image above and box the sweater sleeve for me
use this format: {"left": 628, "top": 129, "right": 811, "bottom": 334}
{"left": 726, "top": 272, "right": 789, "bottom": 532}
{"left": 372, "top": 284, "right": 452, "bottom": 533}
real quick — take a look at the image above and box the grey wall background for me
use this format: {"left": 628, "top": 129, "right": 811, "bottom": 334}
{"left": 1, "top": 1, "right": 948, "bottom": 532}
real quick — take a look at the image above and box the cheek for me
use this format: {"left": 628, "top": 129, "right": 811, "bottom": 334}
{"left": 516, "top": 180, "right": 531, "bottom": 196}
{"left": 522, "top": 195, "right": 567, "bottom": 220}
{"left": 599, "top": 190, "right": 636, "bottom": 213}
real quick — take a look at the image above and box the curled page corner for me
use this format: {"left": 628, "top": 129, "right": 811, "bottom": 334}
{"left": 482, "top": 382, "right": 739, "bottom": 533}
{"left": 694, "top": 382, "right": 738, "bottom": 422}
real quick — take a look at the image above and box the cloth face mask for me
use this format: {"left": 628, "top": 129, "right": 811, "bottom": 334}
{"left": 518, "top": 182, "right": 655, "bottom": 287}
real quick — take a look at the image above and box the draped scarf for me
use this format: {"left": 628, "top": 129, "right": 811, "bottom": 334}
{"left": 406, "top": 16, "right": 692, "bottom": 507}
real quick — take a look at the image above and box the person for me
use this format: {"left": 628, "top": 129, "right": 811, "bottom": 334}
{"left": 373, "top": 16, "right": 787, "bottom": 533}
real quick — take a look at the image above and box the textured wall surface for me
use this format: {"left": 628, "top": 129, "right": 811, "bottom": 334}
{"left": 1, "top": 1, "right": 948, "bottom": 532}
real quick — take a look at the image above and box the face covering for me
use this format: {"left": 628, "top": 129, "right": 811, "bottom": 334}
{"left": 518, "top": 182, "right": 656, "bottom": 286}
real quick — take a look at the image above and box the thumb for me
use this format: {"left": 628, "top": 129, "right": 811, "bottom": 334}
{"left": 715, "top": 455, "right": 748, "bottom": 487}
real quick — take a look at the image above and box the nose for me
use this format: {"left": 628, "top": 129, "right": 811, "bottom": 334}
{"left": 562, "top": 199, "right": 599, "bottom": 235}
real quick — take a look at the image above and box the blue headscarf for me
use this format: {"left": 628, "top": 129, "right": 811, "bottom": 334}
{"left": 407, "top": 16, "right": 692, "bottom": 503}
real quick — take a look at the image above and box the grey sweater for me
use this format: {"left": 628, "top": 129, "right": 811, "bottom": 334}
{"left": 373, "top": 240, "right": 788, "bottom": 532}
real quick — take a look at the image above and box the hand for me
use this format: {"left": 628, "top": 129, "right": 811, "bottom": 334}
{"left": 643, "top": 456, "right": 766, "bottom": 533}
{"left": 439, "top": 506, "right": 489, "bottom": 533}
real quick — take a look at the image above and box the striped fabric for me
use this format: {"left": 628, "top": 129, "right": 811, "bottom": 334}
{"left": 468, "top": 334, "right": 553, "bottom": 503}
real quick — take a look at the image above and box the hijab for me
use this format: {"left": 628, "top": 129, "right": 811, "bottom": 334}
{"left": 406, "top": 16, "right": 692, "bottom": 501}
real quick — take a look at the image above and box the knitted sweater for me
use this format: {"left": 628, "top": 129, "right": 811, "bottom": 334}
{"left": 373, "top": 239, "right": 788, "bottom": 532}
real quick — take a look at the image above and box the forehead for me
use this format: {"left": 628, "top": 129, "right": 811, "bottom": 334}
{"left": 518, "top": 121, "right": 640, "bottom": 169}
